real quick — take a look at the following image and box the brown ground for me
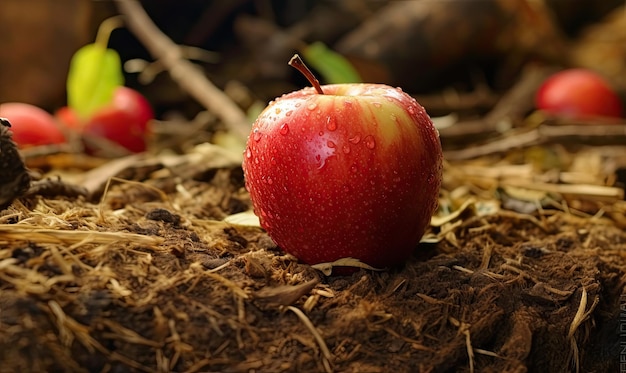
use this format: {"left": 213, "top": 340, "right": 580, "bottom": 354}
{"left": 1, "top": 142, "right": 624, "bottom": 373}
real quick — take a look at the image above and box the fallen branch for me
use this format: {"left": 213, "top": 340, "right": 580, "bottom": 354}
{"left": 114, "top": 0, "right": 250, "bottom": 143}
{"left": 444, "top": 122, "right": 626, "bottom": 160}
{"left": 501, "top": 180, "right": 624, "bottom": 202}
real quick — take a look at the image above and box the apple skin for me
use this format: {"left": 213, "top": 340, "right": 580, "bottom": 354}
{"left": 535, "top": 69, "right": 623, "bottom": 119}
{"left": 243, "top": 84, "right": 443, "bottom": 268}
{"left": 0, "top": 102, "right": 66, "bottom": 148}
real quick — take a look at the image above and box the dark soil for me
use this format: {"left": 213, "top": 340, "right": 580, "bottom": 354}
{"left": 1, "top": 160, "right": 624, "bottom": 373}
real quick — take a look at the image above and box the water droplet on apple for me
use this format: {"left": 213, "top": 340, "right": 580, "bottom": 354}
{"left": 393, "top": 176, "right": 401, "bottom": 183}
{"left": 390, "top": 113, "right": 397, "bottom": 122}
{"left": 365, "top": 135, "right": 376, "bottom": 149}
{"left": 348, "top": 135, "right": 361, "bottom": 144}
{"left": 318, "top": 131, "right": 324, "bottom": 136}
{"left": 267, "top": 177, "right": 273, "bottom": 185}
{"left": 259, "top": 210, "right": 271, "bottom": 229}
{"left": 252, "top": 129, "right": 262, "bottom": 142}
{"left": 286, "top": 110, "right": 293, "bottom": 117}
{"left": 316, "top": 155, "right": 327, "bottom": 169}
{"left": 427, "top": 172, "right": 438, "bottom": 185}
{"left": 279, "top": 123, "right": 290, "bottom": 135}
{"left": 307, "top": 102, "right": 318, "bottom": 110}
{"left": 326, "top": 117, "right": 337, "bottom": 131}
{"left": 342, "top": 145, "right": 351, "bottom": 154}
{"left": 245, "top": 148, "right": 252, "bottom": 158}
{"left": 408, "top": 106, "right": 416, "bottom": 115}
{"left": 344, "top": 100, "right": 353, "bottom": 107}
{"left": 327, "top": 140, "right": 336, "bottom": 148}
{"left": 372, "top": 102, "right": 382, "bottom": 108}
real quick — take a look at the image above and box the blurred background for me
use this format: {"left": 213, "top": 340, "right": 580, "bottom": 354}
{"left": 1, "top": 0, "right": 624, "bottom": 120}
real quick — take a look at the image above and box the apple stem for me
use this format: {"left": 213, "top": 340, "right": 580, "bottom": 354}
{"left": 289, "top": 54, "right": 324, "bottom": 95}
{"left": 95, "top": 16, "right": 125, "bottom": 49}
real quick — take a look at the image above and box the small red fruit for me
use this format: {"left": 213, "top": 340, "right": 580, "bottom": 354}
{"left": 242, "top": 55, "right": 443, "bottom": 269}
{"left": 535, "top": 68, "right": 623, "bottom": 119}
{"left": 82, "top": 86, "right": 154, "bottom": 153}
{"left": 0, "top": 102, "right": 66, "bottom": 148}
{"left": 55, "top": 106, "right": 82, "bottom": 131}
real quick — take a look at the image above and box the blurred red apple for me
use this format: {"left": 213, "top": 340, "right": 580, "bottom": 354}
{"left": 0, "top": 102, "right": 66, "bottom": 148}
{"left": 55, "top": 106, "right": 82, "bottom": 131}
{"left": 535, "top": 69, "right": 623, "bottom": 119}
{"left": 83, "top": 86, "right": 154, "bottom": 153}
{"left": 57, "top": 86, "right": 154, "bottom": 153}
{"left": 243, "top": 78, "right": 443, "bottom": 269}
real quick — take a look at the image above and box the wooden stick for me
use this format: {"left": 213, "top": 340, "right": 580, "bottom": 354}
{"left": 501, "top": 180, "right": 624, "bottom": 201}
{"left": 114, "top": 0, "right": 250, "bottom": 143}
{"left": 444, "top": 123, "right": 626, "bottom": 160}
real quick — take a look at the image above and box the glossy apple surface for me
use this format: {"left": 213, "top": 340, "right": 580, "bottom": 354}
{"left": 83, "top": 86, "right": 154, "bottom": 153}
{"left": 243, "top": 84, "right": 443, "bottom": 268}
{"left": 535, "top": 69, "right": 623, "bottom": 119}
{"left": 0, "top": 102, "right": 66, "bottom": 148}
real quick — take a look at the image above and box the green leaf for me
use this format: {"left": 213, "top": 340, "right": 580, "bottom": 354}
{"left": 67, "top": 44, "right": 124, "bottom": 119}
{"left": 301, "top": 42, "right": 362, "bottom": 84}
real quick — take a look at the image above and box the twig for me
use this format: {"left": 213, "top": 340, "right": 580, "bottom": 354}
{"left": 287, "top": 306, "right": 333, "bottom": 373}
{"left": 567, "top": 287, "right": 599, "bottom": 373}
{"left": 444, "top": 122, "right": 626, "bottom": 160}
{"left": 501, "top": 180, "right": 624, "bottom": 202}
{"left": 0, "top": 226, "right": 164, "bottom": 247}
{"left": 449, "top": 317, "right": 475, "bottom": 373}
{"left": 567, "top": 286, "right": 587, "bottom": 373}
{"left": 114, "top": 0, "right": 251, "bottom": 143}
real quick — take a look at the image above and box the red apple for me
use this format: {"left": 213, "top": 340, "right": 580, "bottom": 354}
{"left": 58, "top": 86, "right": 154, "bottom": 153}
{"left": 0, "top": 102, "right": 66, "bottom": 148}
{"left": 55, "top": 106, "right": 82, "bottom": 131}
{"left": 535, "top": 68, "right": 623, "bottom": 119}
{"left": 82, "top": 86, "right": 154, "bottom": 153}
{"left": 242, "top": 57, "right": 442, "bottom": 269}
